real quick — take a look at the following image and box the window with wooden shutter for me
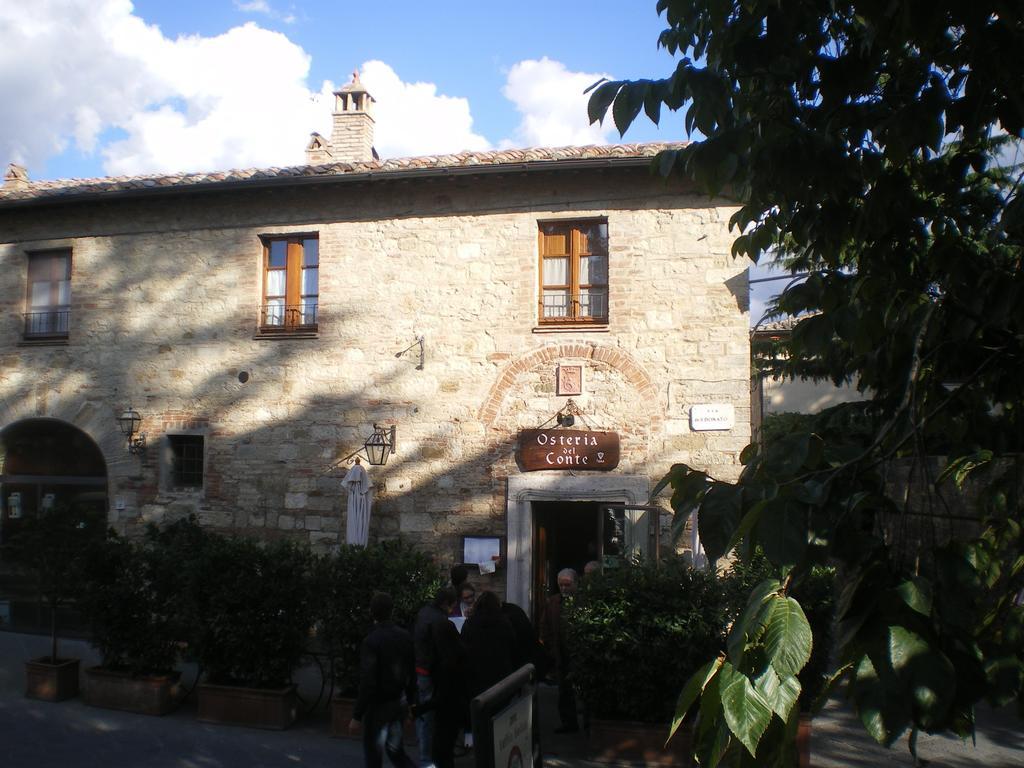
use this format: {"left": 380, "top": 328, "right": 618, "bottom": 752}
{"left": 538, "top": 221, "right": 608, "bottom": 325}
{"left": 260, "top": 236, "right": 318, "bottom": 332}
{"left": 24, "top": 250, "right": 71, "bottom": 339}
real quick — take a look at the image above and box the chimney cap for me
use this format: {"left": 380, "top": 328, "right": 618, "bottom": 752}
{"left": 3, "top": 163, "right": 29, "bottom": 190}
{"left": 335, "top": 70, "right": 370, "bottom": 96}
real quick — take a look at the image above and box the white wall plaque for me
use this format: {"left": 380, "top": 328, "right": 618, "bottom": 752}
{"left": 690, "top": 403, "right": 735, "bottom": 431}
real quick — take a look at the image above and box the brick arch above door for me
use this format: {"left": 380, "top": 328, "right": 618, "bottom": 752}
{"left": 477, "top": 342, "right": 661, "bottom": 429}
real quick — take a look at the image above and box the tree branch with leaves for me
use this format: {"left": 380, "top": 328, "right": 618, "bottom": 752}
{"left": 591, "top": 1, "right": 1024, "bottom": 765}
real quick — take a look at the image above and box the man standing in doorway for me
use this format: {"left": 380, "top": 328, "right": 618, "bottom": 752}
{"left": 349, "top": 591, "right": 417, "bottom": 768}
{"left": 541, "top": 567, "right": 579, "bottom": 734}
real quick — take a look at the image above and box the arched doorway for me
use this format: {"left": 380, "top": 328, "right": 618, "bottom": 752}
{"left": 0, "top": 419, "right": 108, "bottom": 629}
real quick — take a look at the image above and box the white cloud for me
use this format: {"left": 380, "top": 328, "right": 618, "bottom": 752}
{"left": 233, "top": 1, "right": 296, "bottom": 25}
{"left": 359, "top": 60, "right": 490, "bottom": 158}
{"left": 235, "top": 0, "right": 271, "bottom": 12}
{"left": 0, "top": 0, "right": 164, "bottom": 173}
{"left": 0, "top": 1, "right": 492, "bottom": 179}
{"left": 501, "top": 57, "right": 616, "bottom": 148}
{"left": 102, "top": 22, "right": 330, "bottom": 174}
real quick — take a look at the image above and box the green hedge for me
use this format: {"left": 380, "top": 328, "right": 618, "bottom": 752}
{"left": 316, "top": 540, "right": 442, "bottom": 695}
{"left": 186, "top": 534, "right": 315, "bottom": 688}
{"left": 565, "top": 558, "right": 729, "bottom": 723}
{"left": 78, "top": 518, "right": 440, "bottom": 692}
{"left": 80, "top": 534, "right": 181, "bottom": 675}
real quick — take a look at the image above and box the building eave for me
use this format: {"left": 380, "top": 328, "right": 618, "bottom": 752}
{"left": 0, "top": 153, "right": 675, "bottom": 212}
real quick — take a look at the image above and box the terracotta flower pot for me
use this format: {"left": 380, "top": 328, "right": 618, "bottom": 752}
{"left": 83, "top": 667, "right": 182, "bottom": 715}
{"left": 25, "top": 657, "right": 80, "bottom": 701}
{"left": 197, "top": 682, "right": 298, "bottom": 730}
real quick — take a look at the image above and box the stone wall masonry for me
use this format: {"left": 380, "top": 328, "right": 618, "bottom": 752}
{"left": 0, "top": 166, "right": 749, "bottom": 564}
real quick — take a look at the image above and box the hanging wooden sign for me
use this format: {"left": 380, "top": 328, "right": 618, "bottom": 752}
{"left": 518, "top": 429, "right": 620, "bottom": 472}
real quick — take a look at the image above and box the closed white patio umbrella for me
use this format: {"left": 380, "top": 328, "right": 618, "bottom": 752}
{"left": 341, "top": 461, "right": 372, "bottom": 546}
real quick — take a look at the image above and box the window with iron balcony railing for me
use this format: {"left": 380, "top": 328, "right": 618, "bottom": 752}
{"left": 24, "top": 250, "right": 71, "bottom": 341}
{"left": 23, "top": 309, "right": 71, "bottom": 339}
{"left": 259, "top": 235, "right": 318, "bottom": 334}
{"left": 540, "top": 290, "right": 608, "bottom": 323}
{"left": 538, "top": 221, "right": 609, "bottom": 326}
{"left": 258, "top": 302, "right": 318, "bottom": 331}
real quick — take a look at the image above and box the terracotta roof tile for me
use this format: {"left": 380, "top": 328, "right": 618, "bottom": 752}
{"left": 0, "top": 143, "right": 685, "bottom": 204}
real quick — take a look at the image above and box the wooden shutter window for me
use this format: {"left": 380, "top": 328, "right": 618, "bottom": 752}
{"left": 538, "top": 221, "right": 608, "bottom": 325}
{"left": 261, "top": 236, "right": 318, "bottom": 332}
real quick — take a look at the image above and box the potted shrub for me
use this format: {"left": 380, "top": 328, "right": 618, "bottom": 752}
{"left": 316, "top": 540, "right": 441, "bottom": 737}
{"left": 78, "top": 533, "right": 183, "bottom": 714}
{"left": 3, "top": 503, "right": 104, "bottom": 701}
{"left": 565, "top": 557, "right": 729, "bottom": 765}
{"left": 187, "top": 533, "right": 315, "bottom": 730}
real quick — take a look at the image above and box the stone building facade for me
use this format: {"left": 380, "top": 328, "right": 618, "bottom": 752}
{"left": 0, "top": 79, "right": 749, "bottom": 614}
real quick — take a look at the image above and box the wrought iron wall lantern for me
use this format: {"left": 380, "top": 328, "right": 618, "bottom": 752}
{"left": 117, "top": 406, "right": 147, "bottom": 454}
{"left": 363, "top": 424, "right": 396, "bottom": 466}
{"left": 332, "top": 424, "right": 397, "bottom": 468}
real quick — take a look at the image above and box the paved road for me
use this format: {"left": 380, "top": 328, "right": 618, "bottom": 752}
{"left": 1, "top": 631, "right": 1021, "bottom": 767}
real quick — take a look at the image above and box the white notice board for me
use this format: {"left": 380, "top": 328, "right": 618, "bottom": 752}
{"left": 492, "top": 691, "right": 531, "bottom": 768}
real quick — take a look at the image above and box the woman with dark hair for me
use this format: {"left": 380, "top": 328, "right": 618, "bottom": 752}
{"left": 449, "top": 581, "right": 476, "bottom": 618}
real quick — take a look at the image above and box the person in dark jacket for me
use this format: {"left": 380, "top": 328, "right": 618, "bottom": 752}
{"left": 413, "top": 585, "right": 464, "bottom": 768}
{"left": 349, "top": 591, "right": 418, "bottom": 768}
{"left": 541, "top": 568, "right": 579, "bottom": 734}
{"left": 499, "top": 598, "right": 543, "bottom": 674}
{"left": 462, "top": 590, "right": 517, "bottom": 699}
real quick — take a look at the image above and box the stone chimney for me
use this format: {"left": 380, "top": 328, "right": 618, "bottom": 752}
{"left": 305, "top": 133, "right": 332, "bottom": 164}
{"left": 3, "top": 163, "right": 29, "bottom": 191}
{"left": 327, "top": 71, "right": 376, "bottom": 164}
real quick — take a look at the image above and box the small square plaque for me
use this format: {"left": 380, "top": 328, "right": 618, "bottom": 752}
{"left": 557, "top": 365, "right": 583, "bottom": 396}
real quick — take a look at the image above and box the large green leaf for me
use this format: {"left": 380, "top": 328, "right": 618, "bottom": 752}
{"left": 698, "top": 484, "right": 743, "bottom": 561}
{"left": 893, "top": 578, "right": 932, "bottom": 617}
{"left": 852, "top": 654, "right": 911, "bottom": 746}
{"left": 718, "top": 661, "right": 774, "bottom": 757}
{"left": 754, "top": 499, "right": 808, "bottom": 569}
{"left": 888, "top": 626, "right": 957, "bottom": 729}
{"left": 612, "top": 82, "right": 648, "bottom": 137}
{"left": 763, "top": 596, "right": 813, "bottom": 678}
{"left": 668, "top": 656, "right": 723, "bottom": 744}
{"left": 725, "top": 499, "right": 768, "bottom": 554}
{"left": 753, "top": 665, "right": 801, "bottom": 721}
{"left": 727, "top": 578, "right": 780, "bottom": 664}
{"left": 586, "top": 79, "right": 621, "bottom": 125}
{"left": 694, "top": 665, "right": 731, "bottom": 768}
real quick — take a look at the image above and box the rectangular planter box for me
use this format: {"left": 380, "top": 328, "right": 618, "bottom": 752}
{"left": 330, "top": 695, "right": 416, "bottom": 744}
{"left": 83, "top": 667, "right": 182, "bottom": 716}
{"left": 330, "top": 695, "right": 357, "bottom": 738}
{"left": 25, "top": 657, "right": 80, "bottom": 702}
{"left": 198, "top": 682, "right": 298, "bottom": 730}
{"left": 797, "top": 714, "right": 812, "bottom": 768}
{"left": 588, "top": 718, "right": 692, "bottom": 766}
